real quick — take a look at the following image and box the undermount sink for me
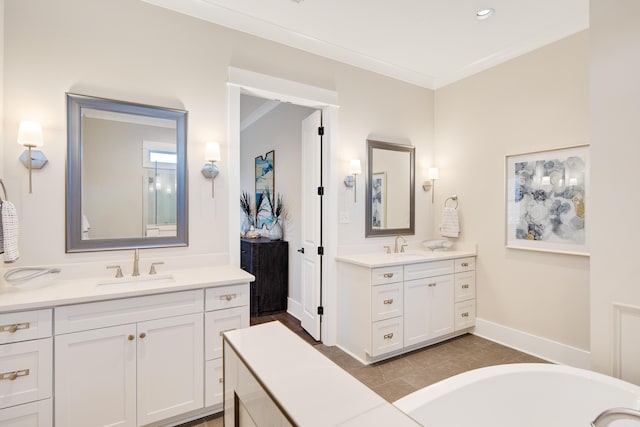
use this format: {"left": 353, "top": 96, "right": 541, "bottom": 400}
{"left": 97, "top": 273, "right": 175, "bottom": 287}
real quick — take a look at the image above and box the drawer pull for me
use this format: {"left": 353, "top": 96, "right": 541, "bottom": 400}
{"left": 219, "top": 294, "right": 237, "bottom": 302}
{"left": 462, "top": 284, "right": 470, "bottom": 289}
{"left": 219, "top": 328, "right": 237, "bottom": 337}
{"left": 383, "top": 273, "right": 394, "bottom": 278}
{"left": 461, "top": 262, "right": 470, "bottom": 267}
{"left": 461, "top": 312, "right": 470, "bottom": 318}
{"left": 1, "top": 369, "right": 29, "bottom": 381}
{"left": 383, "top": 333, "right": 394, "bottom": 340}
{"left": 383, "top": 299, "right": 394, "bottom": 305}
{"left": 428, "top": 283, "right": 436, "bottom": 287}
{"left": 0, "top": 322, "right": 30, "bottom": 333}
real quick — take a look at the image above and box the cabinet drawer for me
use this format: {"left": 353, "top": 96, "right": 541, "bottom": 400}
{"left": 454, "top": 300, "right": 476, "bottom": 331}
{"left": 371, "top": 283, "right": 403, "bottom": 322}
{"left": 205, "top": 306, "right": 248, "bottom": 360}
{"left": 371, "top": 317, "right": 403, "bottom": 357}
{"left": 0, "top": 310, "right": 51, "bottom": 344}
{"left": 206, "top": 284, "right": 250, "bottom": 311}
{"left": 454, "top": 257, "right": 475, "bottom": 273}
{"left": 0, "top": 338, "right": 52, "bottom": 410}
{"left": 371, "top": 266, "right": 403, "bottom": 286}
{"left": 55, "top": 290, "right": 204, "bottom": 334}
{"left": 404, "top": 260, "right": 454, "bottom": 281}
{"left": 454, "top": 272, "right": 476, "bottom": 302}
{"left": 0, "top": 399, "right": 52, "bottom": 426}
{"left": 205, "top": 358, "right": 223, "bottom": 407}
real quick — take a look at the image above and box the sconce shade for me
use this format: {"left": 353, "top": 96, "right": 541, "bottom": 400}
{"left": 349, "top": 159, "right": 362, "bottom": 175}
{"left": 428, "top": 167, "right": 439, "bottom": 180}
{"left": 205, "top": 142, "right": 221, "bottom": 162}
{"left": 17, "top": 121, "right": 44, "bottom": 147}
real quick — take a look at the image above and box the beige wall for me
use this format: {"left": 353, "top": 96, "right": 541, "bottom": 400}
{"left": 434, "top": 32, "right": 590, "bottom": 351}
{"left": 590, "top": 0, "right": 640, "bottom": 379}
{"left": 2, "top": 0, "right": 434, "bottom": 267}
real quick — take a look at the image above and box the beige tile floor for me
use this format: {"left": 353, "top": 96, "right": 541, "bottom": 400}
{"left": 182, "top": 312, "right": 546, "bottom": 427}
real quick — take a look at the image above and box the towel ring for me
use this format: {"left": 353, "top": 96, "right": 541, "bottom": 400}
{"left": 0, "top": 179, "right": 7, "bottom": 201}
{"left": 445, "top": 195, "right": 458, "bottom": 209}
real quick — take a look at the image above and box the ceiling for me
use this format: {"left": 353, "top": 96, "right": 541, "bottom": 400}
{"left": 142, "top": 0, "right": 589, "bottom": 89}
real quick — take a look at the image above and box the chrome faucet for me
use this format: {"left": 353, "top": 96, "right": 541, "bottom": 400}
{"left": 394, "top": 235, "right": 407, "bottom": 253}
{"left": 132, "top": 249, "right": 140, "bottom": 277}
{"left": 592, "top": 407, "right": 640, "bottom": 427}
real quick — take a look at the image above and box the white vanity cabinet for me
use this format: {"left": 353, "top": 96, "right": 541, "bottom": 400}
{"left": 204, "top": 284, "right": 249, "bottom": 407}
{"left": 54, "top": 290, "right": 205, "bottom": 427}
{"left": 337, "top": 253, "right": 476, "bottom": 364}
{"left": 0, "top": 309, "right": 53, "bottom": 427}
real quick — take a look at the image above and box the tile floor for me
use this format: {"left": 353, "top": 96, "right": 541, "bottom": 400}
{"left": 182, "top": 312, "right": 546, "bottom": 427}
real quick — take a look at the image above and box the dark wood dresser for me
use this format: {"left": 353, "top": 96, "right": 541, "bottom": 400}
{"left": 240, "top": 237, "right": 289, "bottom": 316}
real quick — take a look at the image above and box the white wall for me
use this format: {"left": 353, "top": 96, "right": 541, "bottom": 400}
{"left": 240, "top": 100, "right": 316, "bottom": 304}
{"left": 590, "top": 0, "right": 640, "bottom": 381}
{"left": 2, "top": 0, "right": 434, "bottom": 270}
{"left": 434, "top": 32, "right": 590, "bottom": 353}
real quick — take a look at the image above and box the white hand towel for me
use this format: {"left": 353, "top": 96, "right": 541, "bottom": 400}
{"left": 2, "top": 201, "right": 20, "bottom": 263}
{"left": 440, "top": 206, "right": 460, "bottom": 238}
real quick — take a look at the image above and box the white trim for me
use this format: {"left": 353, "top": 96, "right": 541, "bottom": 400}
{"left": 227, "top": 67, "right": 339, "bottom": 346}
{"left": 474, "top": 318, "right": 590, "bottom": 369}
{"left": 240, "top": 100, "right": 279, "bottom": 132}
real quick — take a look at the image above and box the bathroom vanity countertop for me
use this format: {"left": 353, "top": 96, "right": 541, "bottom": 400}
{"left": 336, "top": 249, "right": 476, "bottom": 268}
{"left": 224, "top": 321, "right": 420, "bottom": 426}
{"left": 0, "top": 264, "right": 254, "bottom": 312}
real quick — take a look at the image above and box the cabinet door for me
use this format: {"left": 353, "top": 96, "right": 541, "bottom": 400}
{"left": 404, "top": 276, "right": 454, "bottom": 347}
{"left": 137, "top": 313, "right": 204, "bottom": 425}
{"left": 55, "top": 324, "right": 136, "bottom": 427}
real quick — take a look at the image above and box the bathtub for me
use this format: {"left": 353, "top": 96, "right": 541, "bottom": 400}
{"left": 394, "top": 363, "right": 640, "bottom": 427}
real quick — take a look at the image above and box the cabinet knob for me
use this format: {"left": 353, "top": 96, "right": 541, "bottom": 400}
{"left": 383, "top": 299, "right": 394, "bottom": 305}
{"left": 128, "top": 335, "right": 135, "bottom": 341}
{"left": 139, "top": 332, "right": 147, "bottom": 339}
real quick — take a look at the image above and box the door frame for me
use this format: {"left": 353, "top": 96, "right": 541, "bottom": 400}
{"left": 227, "top": 67, "right": 339, "bottom": 346}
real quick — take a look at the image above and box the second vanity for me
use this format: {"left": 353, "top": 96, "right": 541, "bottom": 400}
{"left": 0, "top": 264, "right": 253, "bottom": 427}
{"left": 336, "top": 250, "right": 476, "bottom": 364}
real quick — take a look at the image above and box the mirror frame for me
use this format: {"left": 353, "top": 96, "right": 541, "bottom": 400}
{"left": 66, "top": 93, "right": 188, "bottom": 252}
{"left": 365, "top": 139, "right": 415, "bottom": 237}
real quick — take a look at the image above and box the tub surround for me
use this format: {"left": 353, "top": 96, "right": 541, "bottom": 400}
{"left": 337, "top": 250, "right": 477, "bottom": 364}
{"left": 0, "top": 264, "right": 252, "bottom": 426}
{"left": 223, "top": 321, "right": 420, "bottom": 426}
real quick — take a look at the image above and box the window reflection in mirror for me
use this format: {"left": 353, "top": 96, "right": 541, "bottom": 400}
{"left": 365, "top": 140, "right": 415, "bottom": 237}
{"left": 66, "top": 94, "right": 187, "bottom": 252}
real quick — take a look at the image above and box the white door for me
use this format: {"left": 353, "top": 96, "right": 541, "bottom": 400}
{"left": 300, "top": 110, "right": 323, "bottom": 340}
{"left": 137, "top": 313, "right": 204, "bottom": 425}
{"left": 55, "top": 324, "right": 137, "bottom": 427}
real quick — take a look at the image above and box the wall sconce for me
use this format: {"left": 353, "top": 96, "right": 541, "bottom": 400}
{"left": 343, "top": 159, "right": 361, "bottom": 203}
{"left": 422, "top": 167, "right": 439, "bottom": 203}
{"left": 17, "top": 121, "right": 47, "bottom": 194}
{"left": 201, "top": 142, "right": 220, "bottom": 198}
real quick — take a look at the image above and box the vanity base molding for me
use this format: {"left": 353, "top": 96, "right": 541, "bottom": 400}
{"left": 337, "top": 253, "right": 477, "bottom": 365}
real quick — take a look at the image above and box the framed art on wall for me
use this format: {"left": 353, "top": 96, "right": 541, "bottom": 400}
{"left": 371, "top": 171, "right": 387, "bottom": 229}
{"left": 505, "top": 145, "right": 589, "bottom": 256}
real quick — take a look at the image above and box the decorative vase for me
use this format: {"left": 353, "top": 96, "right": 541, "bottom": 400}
{"left": 268, "top": 219, "right": 283, "bottom": 241}
{"left": 241, "top": 216, "right": 253, "bottom": 235}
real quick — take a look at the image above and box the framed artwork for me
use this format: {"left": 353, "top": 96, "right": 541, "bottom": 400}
{"left": 505, "top": 145, "right": 589, "bottom": 256}
{"left": 371, "top": 172, "right": 387, "bottom": 229}
{"left": 255, "top": 150, "right": 274, "bottom": 228}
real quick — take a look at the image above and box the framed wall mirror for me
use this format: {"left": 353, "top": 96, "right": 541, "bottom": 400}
{"left": 66, "top": 93, "right": 188, "bottom": 252}
{"left": 365, "top": 139, "right": 415, "bottom": 237}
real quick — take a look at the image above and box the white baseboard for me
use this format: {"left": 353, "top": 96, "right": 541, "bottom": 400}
{"left": 287, "top": 297, "right": 302, "bottom": 320}
{"left": 473, "top": 318, "right": 590, "bottom": 369}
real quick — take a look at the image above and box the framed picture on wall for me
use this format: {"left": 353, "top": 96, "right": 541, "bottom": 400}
{"left": 505, "top": 145, "right": 589, "bottom": 256}
{"left": 255, "top": 150, "right": 275, "bottom": 228}
{"left": 371, "top": 171, "right": 387, "bottom": 229}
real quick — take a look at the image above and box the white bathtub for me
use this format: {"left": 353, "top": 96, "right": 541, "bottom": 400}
{"left": 394, "top": 363, "right": 640, "bottom": 427}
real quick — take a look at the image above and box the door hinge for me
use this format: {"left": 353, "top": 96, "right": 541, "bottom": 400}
{"left": 318, "top": 126, "right": 324, "bottom": 136}
{"left": 317, "top": 186, "right": 324, "bottom": 196}
{"left": 317, "top": 246, "right": 324, "bottom": 256}
{"left": 317, "top": 306, "right": 324, "bottom": 315}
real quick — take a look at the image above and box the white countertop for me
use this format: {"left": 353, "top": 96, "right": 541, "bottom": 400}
{"left": 335, "top": 249, "right": 476, "bottom": 268}
{"left": 0, "top": 264, "right": 254, "bottom": 312}
{"left": 224, "top": 321, "right": 419, "bottom": 426}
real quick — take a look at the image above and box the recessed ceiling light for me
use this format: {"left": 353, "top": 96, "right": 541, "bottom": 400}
{"left": 476, "top": 8, "right": 495, "bottom": 20}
